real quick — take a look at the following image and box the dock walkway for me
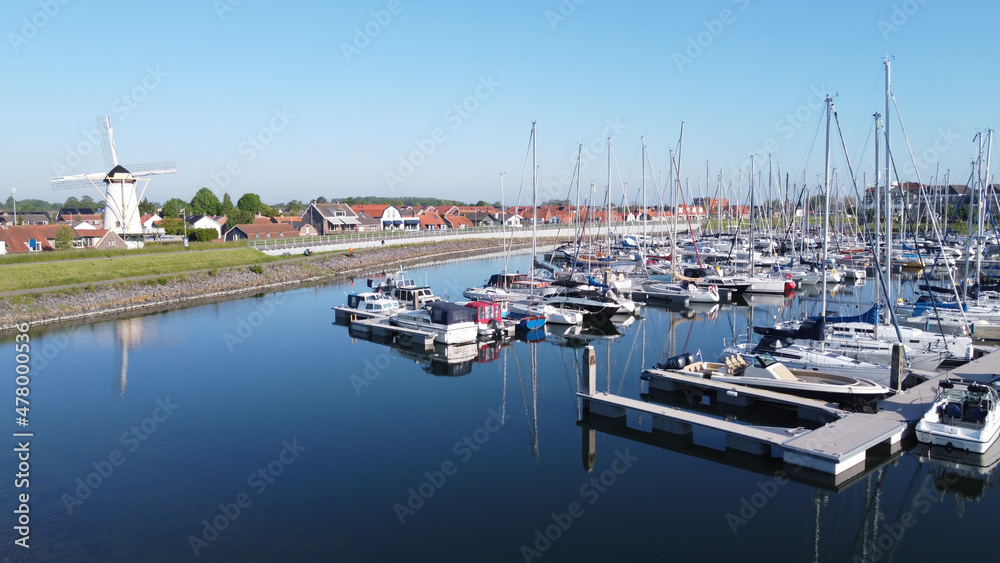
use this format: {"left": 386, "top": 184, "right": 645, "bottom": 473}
{"left": 579, "top": 345, "right": 1000, "bottom": 477}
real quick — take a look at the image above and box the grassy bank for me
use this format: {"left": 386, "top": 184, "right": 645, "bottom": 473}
{"left": 0, "top": 239, "right": 249, "bottom": 265}
{"left": 0, "top": 247, "right": 279, "bottom": 292}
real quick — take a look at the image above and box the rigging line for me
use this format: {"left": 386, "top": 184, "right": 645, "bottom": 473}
{"left": 794, "top": 104, "right": 826, "bottom": 181}
{"left": 833, "top": 108, "right": 906, "bottom": 345}
{"left": 623, "top": 139, "right": 643, "bottom": 196}
{"left": 889, "top": 94, "right": 970, "bottom": 329}
{"left": 849, "top": 67, "right": 886, "bottom": 161}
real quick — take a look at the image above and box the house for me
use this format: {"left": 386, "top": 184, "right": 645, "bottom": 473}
{"left": 418, "top": 212, "right": 447, "bottom": 230}
{"left": 351, "top": 204, "right": 403, "bottom": 230}
{"left": 443, "top": 214, "right": 473, "bottom": 230}
{"left": 301, "top": 202, "right": 360, "bottom": 235}
{"left": 224, "top": 223, "right": 303, "bottom": 242}
{"left": 75, "top": 229, "right": 128, "bottom": 249}
{"left": 491, "top": 212, "right": 523, "bottom": 228}
{"left": 58, "top": 213, "right": 102, "bottom": 226}
{"left": 462, "top": 211, "right": 495, "bottom": 227}
{"left": 140, "top": 214, "right": 163, "bottom": 229}
{"left": 0, "top": 225, "right": 60, "bottom": 252}
{"left": 186, "top": 215, "right": 224, "bottom": 239}
{"left": 398, "top": 208, "right": 421, "bottom": 230}
{"left": 0, "top": 212, "right": 51, "bottom": 226}
{"left": 292, "top": 221, "right": 317, "bottom": 236}
{"left": 56, "top": 207, "right": 96, "bottom": 218}
{"left": 356, "top": 212, "right": 382, "bottom": 232}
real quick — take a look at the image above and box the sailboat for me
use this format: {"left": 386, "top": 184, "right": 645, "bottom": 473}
{"left": 507, "top": 122, "right": 546, "bottom": 331}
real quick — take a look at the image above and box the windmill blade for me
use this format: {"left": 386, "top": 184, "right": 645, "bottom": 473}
{"left": 121, "top": 161, "right": 177, "bottom": 176}
{"left": 98, "top": 116, "right": 119, "bottom": 169}
{"left": 49, "top": 173, "right": 106, "bottom": 191}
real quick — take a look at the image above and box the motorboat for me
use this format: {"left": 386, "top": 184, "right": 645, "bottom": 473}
{"left": 332, "top": 291, "right": 404, "bottom": 322}
{"left": 463, "top": 301, "right": 513, "bottom": 340}
{"left": 369, "top": 270, "right": 441, "bottom": 308}
{"left": 655, "top": 352, "right": 891, "bottom": 400}
{"left": 722, "top": 337, "right": 892, "bottom": 384}
{"left": 390, "top": 301, "right": 478, "bottom": 345}
{"left": 916, "top": 378, "right": 1000, "bottom": 453}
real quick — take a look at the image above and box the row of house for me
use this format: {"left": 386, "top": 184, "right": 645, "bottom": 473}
{"left": 1, "top": 200, "right": 711, "bottom": 251}
{"left": 0, "top": 224, "right": 127, "bottom": 254}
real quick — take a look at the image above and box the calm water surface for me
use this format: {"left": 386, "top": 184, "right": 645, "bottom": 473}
{"left": 2, "top": 255, "right": 998, "bottom": 562}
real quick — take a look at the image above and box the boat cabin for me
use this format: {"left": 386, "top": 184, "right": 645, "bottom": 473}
{"left": 426, "top": 301, "right": 476, "bottom": 326}
{"left": 464, "top": 301, "right": 504, "bottom": 328}
{"left": 346, "top": 292, "right": 402, "bottom": 314}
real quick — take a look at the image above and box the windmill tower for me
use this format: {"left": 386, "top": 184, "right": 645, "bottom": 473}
{"left": 50, "top": 117, "right": 176, "bottom": 246}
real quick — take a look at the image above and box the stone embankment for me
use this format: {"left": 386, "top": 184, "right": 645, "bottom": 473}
{"left": 0, "top": 240, "right": 530, "bottom": 331}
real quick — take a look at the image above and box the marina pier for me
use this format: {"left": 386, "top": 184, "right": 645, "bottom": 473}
{"left": 578, "top": 344, "right": 1000, "bottom": 479}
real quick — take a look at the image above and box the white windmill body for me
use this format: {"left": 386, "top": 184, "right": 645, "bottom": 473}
{"left": 50, "top": 117, "right": 176, "bottom": 248}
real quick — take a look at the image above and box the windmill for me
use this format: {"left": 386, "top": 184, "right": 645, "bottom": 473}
{"left": 50, "top": 116, "right": 176, "bottom": 244}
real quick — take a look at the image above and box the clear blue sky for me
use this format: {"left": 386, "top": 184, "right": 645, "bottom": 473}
{"left": 2, "top": 0, "right": 996, "bottom": 208}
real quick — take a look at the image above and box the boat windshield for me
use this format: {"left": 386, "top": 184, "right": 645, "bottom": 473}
{"left": 755, "top": 354, "right": 778, "bottom": 368}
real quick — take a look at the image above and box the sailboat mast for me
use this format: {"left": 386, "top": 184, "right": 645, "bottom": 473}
{"left": 749, "top": 156, "right": 755, "bottom": 273}
{"left": 979, "top": 129, "right": 994, "bottom": 286}
{"left": 883, "top": 57, "right": 893, "bottom": 304}
{"left": 606, "top": 137, "right": 612, "bottom": 257}
{"left": 642, "top": 136, "right": 648, "bottom": 254}
{"left": 821, "top": 96, "right": 833, "bottom": 313}
{"left": 530, "top": 121, "right": 537, "bottom": 306}
{"left": 874, "top": 113, "right": 881, "bottom": 256}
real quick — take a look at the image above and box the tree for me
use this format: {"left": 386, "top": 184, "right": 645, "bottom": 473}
{"left": 80, "top": 195, "right": 95, "bottom": 206}
{"left": 475, "top": 200, "right": 489, "bottom": 207}
{"left": 138, "top": 198, "right": 157, "bottom": 215}
{"left": 287, "top": 199, "right": 305, "bottom": 214}
{"left": 190, "top": 187, "right": 223, "bottom": 216}
{"left": 315, "top": 196, "right": 328, "bottom": 204}
{"left": 63, "top": 196, "right": 81, "bottom": 208}
{"left": 221, "top": 193, "right": 235, "bottom": 215}
{"left": 237, "top": 193, "right": 264, "bottom": 215}
{"left": 158, "top": 218, "right": 186, "bottom": 235}
{"left": 227, "top": 208, "right": 255, "bottom": 226}
{"left": 161, "top": 198, "right": 188, "bottom": 219}
{"left": 55, "top": 225, "right": 75, "bottom": 250}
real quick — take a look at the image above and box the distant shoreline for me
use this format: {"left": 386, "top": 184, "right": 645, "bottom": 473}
{"left": 0, "top": 239, "right": 540, "bottom": 333}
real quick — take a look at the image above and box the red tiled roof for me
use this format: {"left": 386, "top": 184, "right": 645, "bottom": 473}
{"left": 351, "top": 204, "right": 391, "bottom": 216}
{"left": 0, "top": 225, "right": 57, "bottom": 252}
{"left": 443, "top": 214, "right": 473, "bottom": 228}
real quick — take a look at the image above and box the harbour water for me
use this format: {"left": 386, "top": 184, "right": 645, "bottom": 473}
{"left": 3, "top": 254, "right": 999, "bottom": 562}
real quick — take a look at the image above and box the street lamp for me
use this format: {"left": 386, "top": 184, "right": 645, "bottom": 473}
{"left": 180, "top": 207, "right": 188, "bottom": 246}
{"left": 11, "top": 187, "right": 16, "bottom": 226}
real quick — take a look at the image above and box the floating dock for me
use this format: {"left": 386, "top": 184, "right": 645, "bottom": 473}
{"left": 346, "top": 316, "right": 438, "bottom": 351}
{"left": 578, "top": 345, "right": 1000, "bottom": 477}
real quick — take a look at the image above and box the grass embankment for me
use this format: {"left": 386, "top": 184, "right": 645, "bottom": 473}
{"left": 0, "top": 240, "right": 248, "bottom": 265}
{"left": 0, "top": 248, "right": 278, "bottom": 292}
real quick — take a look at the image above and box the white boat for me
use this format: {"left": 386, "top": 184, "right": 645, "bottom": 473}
{"left": 511, "top": 298, "right": 583, "bottom": 325}
{"left": 657, "top": 352, "right": 891, "bottom": 400}
{"left": 390, "top": 301, "right": 478, "bottom": 345}
{"left": 332, "top": 291, "right": 405, "bottom": 321}
{"left": 643, "top": 281, "right": 719, "bottom": 303}
{"left": 916, "top": 378, "right": 1000, "bottom": 453}
{"left": 721, "top": 338, "right": 893, "bottom": 384}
